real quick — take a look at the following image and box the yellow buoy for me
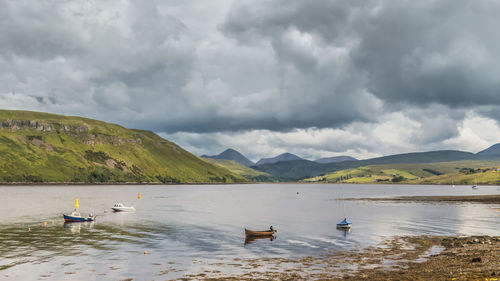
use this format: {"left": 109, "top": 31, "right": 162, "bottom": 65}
{"left": 138, "top": 193, "right": 141, "bottom": 199}
{"left": 74, "top": 197, "right": 79, "bottom": 209}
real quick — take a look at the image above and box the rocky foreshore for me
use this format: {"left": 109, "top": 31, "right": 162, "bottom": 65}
{"left": 179, "top": 235, "right": 500, "bottom": 280}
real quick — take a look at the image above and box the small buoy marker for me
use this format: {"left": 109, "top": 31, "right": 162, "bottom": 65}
{"left": 143, "top": 251, "right": 147, "bottom": 255}
{"left": 52, "top": 220, "right": 55, "bottom": 225}
{"left": 43, "top": 221, "right": 47, "bottom": 227}
{"left": 138, "top": 193, "right": 141, "bottom": 199}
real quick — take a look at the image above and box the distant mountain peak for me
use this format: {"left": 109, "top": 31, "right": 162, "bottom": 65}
{"left": 315, "top": 155, "right": 357, "bottom": 164}
{"left": 255, "top": 152, "right": 304, "bottom": 166}
{"left": 202, "top": 148, "right": 254, "bottom": 166}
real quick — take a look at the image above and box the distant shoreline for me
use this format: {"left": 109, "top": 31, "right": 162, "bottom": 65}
{"left": 0, "top": 182, "right": 500, "bottom": 186}
{"left": 348, "top": 194, "right": 500, "bottom": 204}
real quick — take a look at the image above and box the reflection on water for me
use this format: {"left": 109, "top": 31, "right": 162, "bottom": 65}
{"left": 244, "top": 235, "right": 276, "bottom": 245}
{"left": 0, "top": 184, "right": 498, "bottom": 279}
{"left": 63, "top": 221, "right": 94, "bottom": 233}
{"left": 337, "top": 227, "right": 351, "bottom": 239}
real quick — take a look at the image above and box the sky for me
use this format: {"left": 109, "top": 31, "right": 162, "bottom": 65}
{"left": 1, "top": 0, "right": 500, "bottom": 161}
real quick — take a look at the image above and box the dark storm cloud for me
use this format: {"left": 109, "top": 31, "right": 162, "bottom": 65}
{"left": 223, "top": 0, "right": 500, "bottom": 109}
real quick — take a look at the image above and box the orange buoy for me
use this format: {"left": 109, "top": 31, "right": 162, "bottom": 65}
{"left": 43, "top": 221, "right": 47, "bottom": 227}
{"left": 143, "top": 251, "right": 147, "bottom": 255}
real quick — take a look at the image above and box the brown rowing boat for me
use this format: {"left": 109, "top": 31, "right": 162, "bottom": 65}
{"left": 245, "top": 228, "right": 277, "bottom": 237}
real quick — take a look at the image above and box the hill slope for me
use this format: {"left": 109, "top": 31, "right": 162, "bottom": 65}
{"left": 315, "top": 156, "right": 357, "bottom": 164}
{"left": 0, "top": 110, "right": 246, "bottom": 183}
{"left": 256, "top": 153, "right": 304, "bottom": 166}
{"left": 201, "top": 148, "right": 254, "bottom": 166}
{"left": 303, "top": 160, "right": 500, "bottom": 185}
{"left": 201, "top": 158, "right": 274, "bottom": 181}
{"left": 477, "top": 143, "right": 500, "bottom": 156}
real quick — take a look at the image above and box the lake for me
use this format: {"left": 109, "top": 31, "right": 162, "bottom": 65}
{"left": 1, "top": 184, "right": 499, "bottom": 280}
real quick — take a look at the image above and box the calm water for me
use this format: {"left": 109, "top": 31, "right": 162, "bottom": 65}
{"left": 0, "top": 184, "right": 499, "bottom": 280}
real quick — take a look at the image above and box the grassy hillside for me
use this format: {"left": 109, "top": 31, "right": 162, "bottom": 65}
{"left": 0, "top": 110, "right": 246, "bottom": 183}
{"left": 201, "top": 158, "right": 275, "bottom": 181}
{"left": 303, "top": 160, "right": 500, "bottom": 185}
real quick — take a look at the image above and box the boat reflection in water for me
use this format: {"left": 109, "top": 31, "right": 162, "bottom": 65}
{"left": 244, "top": 235, "right": 276, "bottom": 245}
{"left": 63, "top": 221, "right": 95, "bottom": 234}
{"left": 336, "top": 226, "right": 351, "bottom": 239}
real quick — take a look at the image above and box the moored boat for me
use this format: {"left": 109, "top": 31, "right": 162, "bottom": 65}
{"left": 63, "top": 197, "right": 96, "bottom": 222}
{"left": 63, "top": 211, "right": 96, "bottom": 222}
{"left": 245, "top": 228, "right": 276, "bottom": 237}
{"left": 111, "top": 203, "right": 136, "bottom": 212}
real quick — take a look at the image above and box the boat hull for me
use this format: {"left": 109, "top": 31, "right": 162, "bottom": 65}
{"left": 336, "top": 224, "right": 352, "bottom": 229}
{"left": 63, "top": 214, "right": 96, "bottom": 222}
{"left": 111, "top": 207, "right": 135, "bottom": 212}
{"left": 245, "top": 229, "right": 276, "bottom": 237}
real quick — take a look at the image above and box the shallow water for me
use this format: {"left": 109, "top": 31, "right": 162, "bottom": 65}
{"left": 0, "top": 184, "right": 499, "bottom": 280}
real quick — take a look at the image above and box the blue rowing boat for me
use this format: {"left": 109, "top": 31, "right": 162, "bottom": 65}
{"left": 336, "top": 218, "right": 352, "bottom": 229}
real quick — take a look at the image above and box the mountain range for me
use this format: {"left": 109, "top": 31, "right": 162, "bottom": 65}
{"left": 200, "top": 146, "right": 500, "bottom": 182}
{"left": 252, "top": 149, "right": 500, "bottom": 181}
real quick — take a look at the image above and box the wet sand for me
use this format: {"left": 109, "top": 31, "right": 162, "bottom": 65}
{"left": 349, "top": 194, "right": 500, "bottom": 204}
{"left": 179, "top": 235, "right": 500, "bottom": 280}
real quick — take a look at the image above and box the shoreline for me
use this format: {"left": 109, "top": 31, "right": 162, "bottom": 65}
{"left": 1, "top": 181, "right": 500, "bottom": 186}
{"left": 184, "top": 235, "right": 500, "bottom": 280}
{"left": 348, "top": 194, "right": 500, "bottom": 204}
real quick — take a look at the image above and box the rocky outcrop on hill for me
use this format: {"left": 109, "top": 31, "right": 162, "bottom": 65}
{"left": 0, "top": 119, "right": 90, "bottom": 133}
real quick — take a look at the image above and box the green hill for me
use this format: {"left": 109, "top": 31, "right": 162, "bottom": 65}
{"left": 0, "top": 110, "right": 246, "bottom": 183}
{"left": 303, "top": 160, "right": 500, "bottom": 185}
{"left": 201, "top": 158, "right": 274, "bottom": 181}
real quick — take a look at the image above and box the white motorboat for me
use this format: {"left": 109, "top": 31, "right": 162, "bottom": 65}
{"left": 111, "top": 203, "right": 136, "bottom": 212}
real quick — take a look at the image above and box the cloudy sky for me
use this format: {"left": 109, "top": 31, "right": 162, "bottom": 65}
{"left": 1, "top": 0, "right": 500, "bottom": 161}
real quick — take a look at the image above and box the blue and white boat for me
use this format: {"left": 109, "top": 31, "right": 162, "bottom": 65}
{"left": 63, "top": 197, "right": 96, "bottom": 222}
{"left": 336, "top": 218, "right": 352, "bottom": 229}
{"left": 63, "top": 212, "right": 96, "bottom": 222}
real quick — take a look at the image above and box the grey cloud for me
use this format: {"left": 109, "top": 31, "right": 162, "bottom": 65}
{"left": 1, "top": 0, "right": 500, "bottom": 159}
{"left": 223, "top": 0, "right": 500, "bottom": 109}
